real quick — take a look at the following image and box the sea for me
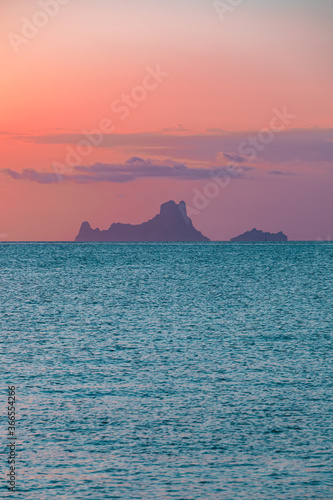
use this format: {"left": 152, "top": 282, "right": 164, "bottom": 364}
{"left": 1, "top": 242, "right": 332, "bottom": 499}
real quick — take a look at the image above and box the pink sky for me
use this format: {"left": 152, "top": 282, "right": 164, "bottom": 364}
{"left": 1, "top": 0, "right": 332, "bottom": 240}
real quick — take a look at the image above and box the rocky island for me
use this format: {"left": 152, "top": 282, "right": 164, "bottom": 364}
{"left": 75, "top": 200, "right": 210, "bottom": 242}
{"left": 231, "top": 228, "right": 288, "bottom": 242}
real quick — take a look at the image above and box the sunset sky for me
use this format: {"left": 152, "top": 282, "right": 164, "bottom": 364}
{"left": 1, "top": 0, "right": 332, "bottom": 241}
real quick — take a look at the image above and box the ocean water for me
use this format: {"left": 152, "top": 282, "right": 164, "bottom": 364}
{"left": 1, "top": 242, "right": 332, "bottom": 500}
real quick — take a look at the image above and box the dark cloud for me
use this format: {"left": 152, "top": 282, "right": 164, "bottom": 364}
{"left": 19, "top": 128, "right": 333, "bottom": 164}
{"left": 223, "top": 152, "right": 248, "bottom": 163}
{"left": 2, "top": 168, "right": 61, "bottom": 184}
{"left": 2, "top": 158, "right": 252, "bottom": 185}
{"left": 268, "top": 170, "right": 296, "bottom": 176}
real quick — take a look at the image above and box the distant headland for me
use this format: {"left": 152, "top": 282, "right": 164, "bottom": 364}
{"left": 231, "top": 228, "right": 288, "bottom": 242}
{"left": 75, "top": 200, "right": 210, "bottom": 242}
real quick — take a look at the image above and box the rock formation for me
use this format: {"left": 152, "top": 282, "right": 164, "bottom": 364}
{"left": 231, "top": 228, "right": 288, "bottom": 242}
{"left": 75, "top": 200, "right": 210, "bottom": 242}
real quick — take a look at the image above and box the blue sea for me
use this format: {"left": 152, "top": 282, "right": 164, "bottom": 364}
{"left": 1, "top": 242, "right": 332, "bottom": 499}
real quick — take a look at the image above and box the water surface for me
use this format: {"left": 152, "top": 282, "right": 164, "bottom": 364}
{"left": 1, "top": 243, "right": 332, "bottom": 499}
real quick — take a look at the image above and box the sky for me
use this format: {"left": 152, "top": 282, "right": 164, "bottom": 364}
{"left": 0, "top": 0, "right": 332, "bottom": 241}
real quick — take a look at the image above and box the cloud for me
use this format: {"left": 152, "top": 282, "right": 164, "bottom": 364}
{"left": 2, "top": 168, "right": 61, "bottom": 184}
{"left": 19, "top": 128, "right": 333, "bottom": 164}
{"left": 0, "top": 131, "right": 15, "bottom": 136}
{"left": 223, "top": 152, "right": 248, "bottom": 164}
{"left": 161, "top": 123, "right": 189, "bottom": 133}
{"left": 206, "top": 128, "right": 227, "bottom": 133}
{"left": 268, "top": 170, "right": 296, "bottom": 176}
{"left": 2, "top": 158, "right": 252, "bottom": 185}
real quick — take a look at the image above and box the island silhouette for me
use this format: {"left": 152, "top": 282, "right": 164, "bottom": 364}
{"left": 231, "top": 228, "right": 288, "bottom": 242}
{"left": 75, "top": 200, "right": 210, "bottom": 242}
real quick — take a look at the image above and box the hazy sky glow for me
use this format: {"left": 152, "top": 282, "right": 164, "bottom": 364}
{"left": 1, "top": 0, "right": 332, "bottom": 240}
